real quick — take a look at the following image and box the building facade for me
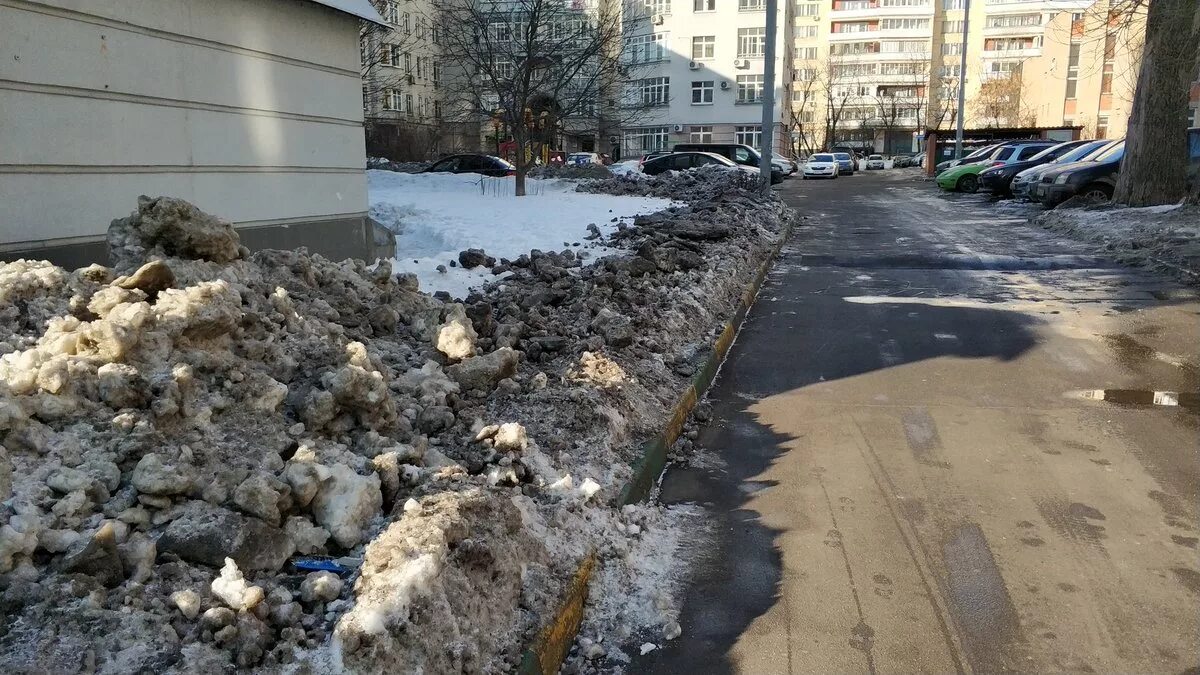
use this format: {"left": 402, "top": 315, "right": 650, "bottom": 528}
{"left": 619, "top": 0, "right": 792, "bottom": 158}
{"left": 1, "top": 0, "right": 386, "bottom": 268}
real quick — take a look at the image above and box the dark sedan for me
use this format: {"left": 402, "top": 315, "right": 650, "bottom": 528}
{"left": 1030, "top": 140, "right": 1125, "bottom": 205}
{"left": 424, "top": 154, "right": 516, "bottom": 177}
{"left": 641, "top": 151, "right": 757, "bottom": 177}
{"left": 978, "top": 139, "right": 1095, "bottom": 195}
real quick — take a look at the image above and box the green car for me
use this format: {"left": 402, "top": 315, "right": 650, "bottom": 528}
{"left": 936, "top": 162, "right": 989, "bottom": 193}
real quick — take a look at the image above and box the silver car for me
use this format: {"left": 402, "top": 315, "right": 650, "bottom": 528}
{"left": 1010, "top": 140, "right": 1111, "bottom": 199}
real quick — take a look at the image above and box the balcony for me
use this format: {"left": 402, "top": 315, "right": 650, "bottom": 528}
{"left": 981, "top": 47, "right": 1040, "bottom": 58}
{"left": 982, "top": 23, "right": 1044, "bottom": 37}
{"left": 837, "top": 50, "right": 932, "bottom": 61}
{"left": 830, "top": 4, "right": 933, "bottom": 20}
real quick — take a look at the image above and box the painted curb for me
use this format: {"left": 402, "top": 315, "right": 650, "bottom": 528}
{"left": 618, "top": 221, "right": 793, "bottom": 505}
{"left": 517, "top": 550, "right": 597, "bottom": 675}
{"left": 516, "top": 218, "right": 794, "bottom": 674}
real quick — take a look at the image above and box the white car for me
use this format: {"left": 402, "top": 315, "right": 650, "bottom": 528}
{"left": 771, "top": 157, "right": 796, "bottom": 176}
{"left": 866, "top": 154, "right": 885, "bottom": 170}
{"left": 802, "top": 153, "right": 839, "bottom": 179}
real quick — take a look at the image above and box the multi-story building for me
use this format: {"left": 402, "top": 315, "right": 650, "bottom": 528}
{"left": 361, "top": 0, "right": 446, "bottom": 159}
{"left": 783, "top": 0, "right": 1147, "bottom": 155}
{"left": 618, "top": 0, "right": 792, "bottom": 158}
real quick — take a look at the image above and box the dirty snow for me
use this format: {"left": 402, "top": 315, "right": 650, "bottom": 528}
{"left": 368, "top": 171, "right": 674, "bottom": 298}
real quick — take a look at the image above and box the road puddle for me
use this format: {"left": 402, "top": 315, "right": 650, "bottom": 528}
{"left": 1069, "top": 389, "right": 1199, "bottom": 410}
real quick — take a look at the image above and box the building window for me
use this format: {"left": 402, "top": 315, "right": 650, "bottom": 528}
{"left": 832, "top": 22, "right": 871, "bottom": 34}
{"left": 834, "top": 0, "right": 870, "bottom": 9}
{"left": 644, "top": 0, "right": 671, "bottom": 15}
{"left": 797, "top": 47, "right": 818, "bottom": 59}
{"left": 739, "top": 0, "right": 765, "bottom": 10}
{"left": 880, "top": 0, "right": 928, "bottom": 5}
{"left": 434, "top": 100, "right": 442, "bottom": 118}
{"left": 735, "top": 125, "right": 761, "bottom": 147}
{"left": 794, "top": 67, "right": 816, "bottom": 81}
{"left": 387, "top": 45, "right": 402, "bottom": 67}
{"left": 1096, "top": 115, "right": 1109, "bottom": 139}
{"left": 692, "top": 35, "right": 716, "bottom": 59}
{"left": 402, "top": 12, "right": 411, "bottom": 35}
{"left": 689, "top": 125, "right": 713, "bottom": 142}
{"left": 831, "top": 41, "right": 880, "bottom": 55}
{"left": 985, "top": 14, "right": 1040, "bottom": 28}
{"left": 383, "top": 88, "right": 401, "bottom": 111}
{"left": 941, "top": 43, "right": 962, "bottom": 56}
{"left": 942, "top": 0, "right": 964, "bottom": 9}
{"left": 738, "top": 28, "right": 766, "bottom": 57}
{"left": 405, "top": 93, "right": 414, "bottom": 116}
{"left": 432, "top": 25, "right": 441, "bottom": 45}
{"left": 433, "top": 62, "right": 441, "bottom": 85}
{"left": 1065, "top": 42, "right": 1080, "bottom": 99}
{"left": 623, "top": 126, "right": 671, "bottom": 153}
{"left": 737, "top": 75, "right": 764, "bottom": 103}
{"left": 404, "top": 52, "right": 412, "bottom": 74}
{"left": 880, "top": 40, "right": 927, "bottom": 53}
{"left": 939, "top": 64, "right": 961, "bottom": 77}
{"left": 694, "top": 0, "right": 715, "bottom": 10}
{"left": 881, "top": 62, "right": 921, "bottom": 75}
{"left": 384, "top": 1, "right": 399, "bottom": 24}
{"left": 942, "top": 20, "right": 963, "bottom": 33}
{"left": 628, "top": 33, "right": 669, "bottom": 63}
{"left": 881, "top": 18, "right": 929, "bottom": 30}
{"left": 638, "top": 77, "right": 670, "bottom": 105}
{"left": 796, "top": 25, "right": 818, "bottom": 39}
{"left": 691, "top": 80, "right": 714, "bottom": 104}
{"left": 796, "top": 3, "right": 819, "bottom": 16}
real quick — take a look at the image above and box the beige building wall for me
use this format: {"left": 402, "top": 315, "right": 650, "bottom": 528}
{"left": 1, "top": 0, "right": 378, "bottom": 266}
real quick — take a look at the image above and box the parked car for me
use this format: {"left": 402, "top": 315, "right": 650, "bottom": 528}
{"left": 935, "top": 144, "right": 999, "bottom": 173}
{"left": 1031, "top": 140, "right": 1126, "bottom": 205}
{"left": 802, "top": 153, "right": 840, "bottom": 179}
{"left": 832, "top": 152, "right": 856, "bottom": 175}
{"left": 1010, "top": 140, "right": 1112, "bottom": 199}
{"left": 640, "top": 151, "right": 759, "bottom": 177}
{"left": 937, "top": 141, "right": 1058, "bottom": 192}
{"left": 566, "top": 152, "right": 604, "bottom": 166}
{"left": 866, "top": 154, "right": 886, "bottom": 170}
{"left": 911, "top": 152, "right": 926, "bottom": 169}
{"left": 637, "top": 150, "right": 672, "bottom": 169}
{"left": 673, "top": 143, "right": 784, "bottom": 183}
{"left": 425, "top": 154, "right": 515, "bottom": 177}
{"left": 771, "top": 157, "right": 796, "bottom": 177}
{"left": 979, "top": 139, "right": 1097, "bottom": 195}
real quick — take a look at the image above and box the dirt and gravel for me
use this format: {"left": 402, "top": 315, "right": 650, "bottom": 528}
{"left": 0, "top": 167, "right": 795, "bottom": 672}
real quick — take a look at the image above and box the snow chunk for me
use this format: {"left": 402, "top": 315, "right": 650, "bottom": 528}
{"left": 211, "top": 557, "right": 265, "bottom": 611}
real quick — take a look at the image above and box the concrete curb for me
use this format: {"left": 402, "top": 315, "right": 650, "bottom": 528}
{"left": 618, "top": 222, "right": 792, "bottom": 505}
{"left": 517, "top": 550, "right": 597, "bottom": 675}
{"left": 516, "top": 219, "right": 793, "bottom": 674}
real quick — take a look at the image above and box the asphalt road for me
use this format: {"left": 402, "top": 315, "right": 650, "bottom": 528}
{"left": 637, "top": 170, "right": 1200, "bottom": 674}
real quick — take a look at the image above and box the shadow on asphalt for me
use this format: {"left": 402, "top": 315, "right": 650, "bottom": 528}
{"left": 632, "top": 174, "right": 1193, "bottom": 674}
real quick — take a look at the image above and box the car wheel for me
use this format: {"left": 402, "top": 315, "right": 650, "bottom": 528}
{"left": 957, "top": 174, "right": 980, "bottom": 193}
{"left": 1081, "top": 184, "right": 1113, "bottom": 200}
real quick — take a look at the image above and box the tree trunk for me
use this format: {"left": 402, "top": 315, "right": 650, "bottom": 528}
{"left": 1113, "top": 0, "right": 1200, "bottom": 206}
{"left": 513, "top": 134, "right": 528, "bottom": 197}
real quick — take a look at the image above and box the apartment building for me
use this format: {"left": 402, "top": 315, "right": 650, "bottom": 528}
{"left": 362, "top": 0, "right": 446, "bottom": 158}
{"left": 784, "top": 0, "right": 1148, "bottom": 155}
{"left": 619, "top": 0, "right": 792, "bottom": 158}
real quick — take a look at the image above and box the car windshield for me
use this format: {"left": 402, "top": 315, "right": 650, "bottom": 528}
{"left": 964, "top": 145, "right": 996, "bottom": 159}
{"left": 1052, "top": 141, "right": 1108, "bottom": 163}
{"left": 812, "top": 154, "right": 833, "bottom": 162}
{"left": 1028, "top": 143, "right": 1073, "bottom": 162}
{"left": 492, "top": 157, "right": 515, "bottom": 168}
{"left": 869, "top": 155, "right": 882, "bottom": 160}
{"left": 834, "top": 153, "right": 850, "bottom": 160}
{"left": 1092, "top": 141, "right": 1125, "bottom": 162}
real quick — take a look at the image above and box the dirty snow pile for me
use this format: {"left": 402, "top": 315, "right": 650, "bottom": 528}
{"left": 1036, "top": 202, "right": 1200, "bottom": 282}
{"left": 368, "top": 170, "right": 675, "bottom": 298}
{"left": 0, "top": 166, "right": 794, "bottom": 672}
{"left": 527, "top": 163, "right": 613, "bottom": 180}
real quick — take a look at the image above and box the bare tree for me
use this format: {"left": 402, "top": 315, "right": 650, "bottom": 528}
{"left": 816, "top": 53, "right": 853, "bottom": 151}
{"left": 435, "top": 0, "right": 639, "bottom": 196}
{"left": 969, "top": 69, "right": 1036, "bottom": 127}
{"left": 1112, "top": 0, "right": 1200, "bottom": 205}
{"left": 787, "top": 69, "right": 823, "bottom": 156}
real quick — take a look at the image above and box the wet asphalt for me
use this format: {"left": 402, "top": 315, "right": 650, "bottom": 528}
{"left": 634, "top": 170, "right": 1200, "bottom": 674}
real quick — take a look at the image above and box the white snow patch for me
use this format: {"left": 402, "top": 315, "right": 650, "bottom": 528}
{"left": 368, "top": 170, "right": 674, "bottom": 298}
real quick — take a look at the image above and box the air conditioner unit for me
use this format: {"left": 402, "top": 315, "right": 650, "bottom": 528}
{"left": 672, "top": 124, "right": 684, "bottom": 132}
{"left": 734, "top": 58, "right": 750, "bottom": 69}
{"left": 688, "top": 60, "right": 702, "bottom": 70}
{"left": 651, "top": 14, "right": 664, "bottom": 25}
{"left": 719, "top": 81, "right": 730, "bottom": 90}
